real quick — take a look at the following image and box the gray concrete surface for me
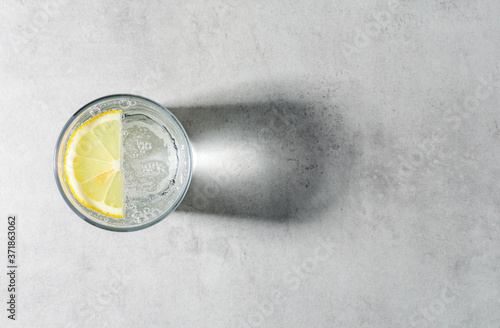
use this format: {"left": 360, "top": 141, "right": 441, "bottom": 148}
{"left": 1, "top": 0, "right": 499, "bottom": 327}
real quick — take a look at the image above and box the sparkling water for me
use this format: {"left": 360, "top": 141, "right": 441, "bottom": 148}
{"left": 122, "top": 112, "right": 179, "bottom": 224}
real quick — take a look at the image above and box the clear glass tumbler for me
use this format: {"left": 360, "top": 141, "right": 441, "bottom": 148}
{"left": 54, "top": 94, "right": 192, "bottom": 231}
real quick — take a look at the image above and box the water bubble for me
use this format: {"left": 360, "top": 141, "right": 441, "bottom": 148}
{"left": 119, "top": 99, "right": 131, "bottom": 108}
{"left": 135, "top": 141, "right": 152, "bottom": 153}
{"left": 90, "top": 106, "right": 101, "bottom": 116}
{"left": 131, "top": 211, "right": 142, "bottom": 223}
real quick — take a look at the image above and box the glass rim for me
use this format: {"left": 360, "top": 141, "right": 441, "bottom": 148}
{"left": 53, "top": 94, "right": 193, "bottom": 232}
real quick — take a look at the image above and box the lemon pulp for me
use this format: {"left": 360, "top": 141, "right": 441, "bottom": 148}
{"left": 64, "top": 110, "right": 124, "bottom": 218}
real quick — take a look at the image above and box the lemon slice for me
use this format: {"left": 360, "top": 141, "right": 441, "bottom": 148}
{"left": 64, "top": 110, "right": 124, "bottom": 218}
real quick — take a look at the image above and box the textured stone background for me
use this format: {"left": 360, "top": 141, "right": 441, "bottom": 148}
{"left": 1, "top": 0, "right": 499, "bottom": 327}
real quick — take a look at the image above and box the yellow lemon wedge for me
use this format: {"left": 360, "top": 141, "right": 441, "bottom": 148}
{"left": 64, "top": 110, "right": 124, "bottom": 218}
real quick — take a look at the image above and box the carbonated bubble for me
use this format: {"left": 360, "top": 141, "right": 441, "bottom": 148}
{"left": 90, "top": 107, "right": 101, "bottom": 116}
{"left": 119, "top": 99, "right": 131, "bottom": 108}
